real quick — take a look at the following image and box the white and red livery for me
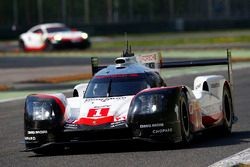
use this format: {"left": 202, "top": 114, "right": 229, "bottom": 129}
{"left": 19, "top": 23, "right": 90, "bottom": 51}
{"left": 24, "top": 49, "right": 237, "bottom": 154}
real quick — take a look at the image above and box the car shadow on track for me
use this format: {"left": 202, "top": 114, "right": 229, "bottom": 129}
{"left": 28, "top": 140, "right": 175, "bottom": 157}
{"left": 27, "top": 130, "right": 250, "bottom": 157}
{"left": 190, "top": 130, "right": 250, "bottom": 149}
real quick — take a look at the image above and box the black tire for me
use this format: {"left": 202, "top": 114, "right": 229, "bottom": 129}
{"left": 79, "top": 40, "right": 91, "bottom": 49}
{"left": 44, "top": 40, "right": 53, "bottom": 51}
{"left": 19, "top": 40, "right": 26, "bottom": 51}
{"left": 179, "top": 92, "right": 193, "bottom": 144}
{"left": 221, "top": 85, "right": 233, "bottom": 134}
{"left": 73, "top": 89, "right": 79, "bottom": 97}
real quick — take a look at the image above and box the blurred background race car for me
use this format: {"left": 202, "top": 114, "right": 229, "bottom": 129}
{"left": 18, "top": 23, "right": 91, "bottom": 51}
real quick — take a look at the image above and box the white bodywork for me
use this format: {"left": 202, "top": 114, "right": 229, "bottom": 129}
{"left": 65, "top": 96, "right": 133, "bottom": 124}
{"left": 193, "top": 75, "right": 225, "bottom": 117}
{"left": 70, "top": 54, "right": 228, "bottom": 129}
{"left": 68, "top": 75, "right": 227, "bottom": 129}
{"left": 73, "top": 83, "right": 88, "bottom": 98}
{"left": 19, "top": 23, "right": 88, "bottom": 50}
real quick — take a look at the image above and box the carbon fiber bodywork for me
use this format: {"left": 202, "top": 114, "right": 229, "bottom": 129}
{"left": 128, "top": 87, "right": 183, "bottom": 143}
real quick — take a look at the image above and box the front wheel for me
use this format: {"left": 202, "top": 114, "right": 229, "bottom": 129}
{"left": 179, "top": 92, "right": 193, "bottom": 144}
{"left": 19, "top": 40, "right": 26, "bottom": 51}
{"left": 44, "top": 40, "right": 53, "bottom": 51}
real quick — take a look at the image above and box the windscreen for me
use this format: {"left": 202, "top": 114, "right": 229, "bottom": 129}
{"left": 84, "top": 74, "right": 150, "bottom": 98}
{"left": 46, "top": 26, "right": 70, "bottom": 33}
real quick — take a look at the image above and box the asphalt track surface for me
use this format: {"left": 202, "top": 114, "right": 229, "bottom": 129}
{"left": 0, "top": 57, "right": 189, "bottom": 69}
{"left": 0, "top": 57, "right": 114, "bottom": 68}
{"left": 0, "top": 67, "right": 250, "bottom": 167}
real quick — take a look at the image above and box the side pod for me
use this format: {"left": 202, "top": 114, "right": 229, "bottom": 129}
{"left": 127, "top": 86, "right": 185, "bottom": 143}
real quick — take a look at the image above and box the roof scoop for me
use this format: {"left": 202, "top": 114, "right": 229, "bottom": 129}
{"left": 115, "top": 58, "right": 126, "bottom": 64}
{"left": 115, "top": 56, "right": 137, "bottom": 64}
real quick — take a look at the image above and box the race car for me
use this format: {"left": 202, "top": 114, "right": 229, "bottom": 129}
{"left": 19, "top": 23, "right": 90, "bottom": 51}
{"left": 24, "top": 48, "right": 236, "bottom": 153}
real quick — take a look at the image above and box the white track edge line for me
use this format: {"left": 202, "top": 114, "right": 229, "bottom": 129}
{"left": 209, "top": 147, "right": 250, "bottom": 167}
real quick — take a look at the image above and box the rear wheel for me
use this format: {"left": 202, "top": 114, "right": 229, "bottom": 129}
{"left": 44, "top": 40, "right": 53, "bottom": 51}
{"left": 179, "top": 92, "right": 193, "bottom": 144}
{"left": 221, "top": 85, "right": 233, "bottom": 134}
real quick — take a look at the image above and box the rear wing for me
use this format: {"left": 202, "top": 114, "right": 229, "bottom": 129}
{"left": 91, "top": 49, "right": 233, "bottom": 88}
{"left": 160, "top": 49, "right": 233, "bottom": 89}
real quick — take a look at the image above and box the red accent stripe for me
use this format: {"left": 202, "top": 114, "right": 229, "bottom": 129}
{"left": 138, "top": 86, "right": 179, "bottom": 94}
{"left": 95, "top": 73, "right": 140, "bottom": 79}
{"left": 61, "top": 37, "right": 83, "bottom": 41}
{"left": 202, "top": 112, "right": 223, "bottom": 125}
{"left": 33, "top": 94, "right": 65, "bottom": 114}
{"left": 74, "top": 116, "right": 114, "bottom": 126}
{"left": 24, "top": 44, "right": 46, "bottom": 51}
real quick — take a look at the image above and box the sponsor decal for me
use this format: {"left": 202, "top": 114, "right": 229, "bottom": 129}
{"left": 87, "top": 108, "right": 110, "bottom": 117}
{"left": 139, "top": 54, "right": 157, "bottom": 62}
{"left": 25, "top": 136, "right": 36, "bottom": 141}
{"left": 195, "top": 83, "right": 202, "bottom": 90}
{"left": 152, "top": 128, "right": 173, "bottom": 134}
{"left": 27, "top": 130, "right": 48, "bottom": 135}
{"left": 139, "top": 123, "right": 164, "bottom": 129}
{"left": 65, "top": 123, "right": 78, "bottom": 129}
{"left": 93, "top": 105, "right": 110, "bottom": 108}
{"left": 84, "top": 96, "right": 127, "bottom": 103}
{"left": 110, "top": 121, "right": 127, "bottom": 128}
{"left": 136, "top": 52, "right": 161, "bottom": 71}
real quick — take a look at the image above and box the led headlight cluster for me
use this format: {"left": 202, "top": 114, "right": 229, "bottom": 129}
{"left": 130, "top": 94, "right": 165, "bottom": 115}
{"left": 32, "top": 102, "right": 55, "bottom": 120}
{"left": 53, "top": 34, "right": 62, "bottom": 41}
{"left": 139, "top": 95, "right": 162, "bottom": 114}
{"left": 81, "top": 32, "right": 88, "bottom": 39}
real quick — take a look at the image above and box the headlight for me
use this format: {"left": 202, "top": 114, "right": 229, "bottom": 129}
{"left": 32, "top": 102, "right": 54, "bottom": 120}
{"left": 68, "top": 108, "right": 80, "bottom": 120}
{"left": 131, "top": 94, "right": 165, "bottom": 115}
{"left": 140, "top": 95, "right": 159, "bottom": 114}
{"left": 53, "top": 34, "right": 62, "bottom": 41}
{"left": 81, "top": 32, "right": 88, "bottom": 39}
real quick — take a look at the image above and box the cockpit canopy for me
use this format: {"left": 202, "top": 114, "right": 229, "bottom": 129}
{"left": 84, "top": 72, "right": 166, "bottom": 98}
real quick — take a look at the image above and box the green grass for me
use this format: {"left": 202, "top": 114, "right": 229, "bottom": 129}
{"left": 1, "top": 49, "right": 250, "bottom": 59}
{"left": 93, "top": 36, "right": 250, "bottom": 49}
{"left": 1, "top": 30, "right": 250, "bottom": 58}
